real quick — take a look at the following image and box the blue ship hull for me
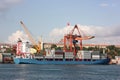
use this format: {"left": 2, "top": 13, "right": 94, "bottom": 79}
{"left": 13, "top": 58, "right": 110, "bottom": 65}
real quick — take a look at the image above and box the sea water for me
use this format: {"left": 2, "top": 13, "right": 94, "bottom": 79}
{"left": 0, "top": 64, "right": 120, "bottom": 80}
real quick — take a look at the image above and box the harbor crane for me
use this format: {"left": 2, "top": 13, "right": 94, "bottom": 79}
{"left": 64, "top": 24, "right": 95, "bottom": 56}
{"left": 20, "top": 21, "right": 41, "bottom": 53}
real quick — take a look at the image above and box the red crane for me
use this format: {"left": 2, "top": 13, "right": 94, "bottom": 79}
{"left": 63, "top": 24, "right": 95, "bottom": 56}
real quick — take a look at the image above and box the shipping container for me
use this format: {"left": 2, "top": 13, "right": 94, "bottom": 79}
{"left": 91, "top": 51, "right": 100, "bottom": 55}
{"left": 92, "top": 55, "right": 100, "bottom": 59}
{"left": 78, "top": 51, "right": 91, "bottom": 59}
{"left": 45, "top": 56, "right": 53, "bottom": 58}
{"left": 64, "top": 52, "right": 74, "bottom": 59}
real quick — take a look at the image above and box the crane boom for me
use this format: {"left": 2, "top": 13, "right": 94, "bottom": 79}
{"left": 20, "top": 21, "right": 41, "bottom": 53}
{"left": 64, "top": 24, "right": 95, "bottom": 52}
{"left": 75, "top": 36, "right": 95, "bottom": 40}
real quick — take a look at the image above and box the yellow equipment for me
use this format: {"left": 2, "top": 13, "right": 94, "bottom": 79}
{"left": 20, "top": 21, "right": 41, "bottom": 53}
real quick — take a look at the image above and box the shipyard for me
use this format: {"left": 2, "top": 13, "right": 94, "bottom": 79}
{"left": 0, "top": 21, "right": 120, "bottom": 65}
{"left": 0, "top": 0, "right": 120, "bottom": 80}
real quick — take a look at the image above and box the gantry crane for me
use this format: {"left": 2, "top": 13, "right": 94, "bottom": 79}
{"left": 20, "top": 21, "right": 41, "bottom": 53}
{"left": 64, "top": 24, "right": 95, "bottom": 56}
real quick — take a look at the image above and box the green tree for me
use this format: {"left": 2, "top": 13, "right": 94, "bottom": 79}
{"left": 5, "top": 48, "right": 12, "bottom": 53}
{"left": 51, "top": 44, "right": 57, "bottom": 49}
{"left": 55, "top": 47, "right": 61, "bottom": 50}
{"left": 106, "top": 45, "right": 119, "bottom": 58}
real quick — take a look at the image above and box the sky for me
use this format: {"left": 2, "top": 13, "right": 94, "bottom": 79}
{"left": 0, "top": 0, "right": 120, "bottom": 45}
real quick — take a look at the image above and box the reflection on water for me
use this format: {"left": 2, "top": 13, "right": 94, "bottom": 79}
{"left": 0, "top": 64, "right": 120, "bottom": 80}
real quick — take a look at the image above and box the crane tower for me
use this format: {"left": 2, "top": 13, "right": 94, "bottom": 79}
{"left": 64, "top": 24, "right": 95, "bottom": 56}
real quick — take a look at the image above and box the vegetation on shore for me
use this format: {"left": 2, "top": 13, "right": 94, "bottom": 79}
{"left": 1, "top": 44, "right": 120, "bottom": 59}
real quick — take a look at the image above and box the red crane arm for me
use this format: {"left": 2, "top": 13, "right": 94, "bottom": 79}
{"left": 70, "top": 25, "right": 81, "bottom": 36}
{"left": 75, "top": 36, "right": 95, "bottom": 40}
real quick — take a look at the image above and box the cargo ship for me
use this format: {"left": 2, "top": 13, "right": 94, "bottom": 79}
{"left": 13, "top": 58, "right": 110, "bottom": 64}
{"left": 13, "top": 23, "right": 110, "bottom": 64}
{"left": 13, "top": 40, "right": 110, "bottom": 65}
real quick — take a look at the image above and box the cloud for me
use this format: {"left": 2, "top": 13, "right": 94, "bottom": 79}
{"left": 48, "top": 24, "right": 120, "bottom": 45}
{"left": 100, "top": 3, "right": 109, "bottom": 7}
{"left": 0, "top": 0, "right": 23, "bottom": 17}
{"left": 99, "top": 3, "right": 116, "bottom": 7}
{"left": 8, "top": 30, "right": 29, "bottom": 43}
{"left": 8, "top": 25, "right": 120, "bottom": 45}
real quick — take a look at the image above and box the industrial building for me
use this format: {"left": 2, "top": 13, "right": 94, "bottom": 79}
{"left": 0, "top": 53, "right": 13, "bottom": 63}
